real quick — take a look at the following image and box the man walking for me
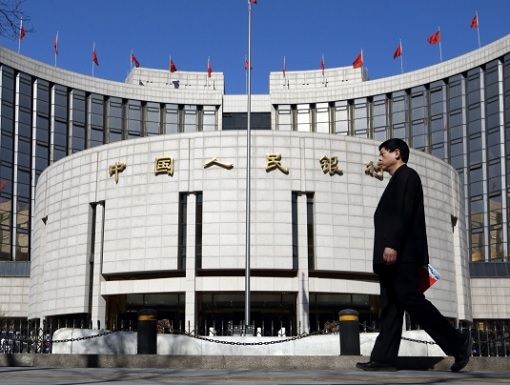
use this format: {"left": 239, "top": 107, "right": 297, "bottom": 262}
{"left": 356, "top": 138, "right": 471, "bottom": 372}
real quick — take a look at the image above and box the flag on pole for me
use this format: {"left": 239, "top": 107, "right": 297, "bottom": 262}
{"left": 244, "top": 55, "right": 253, "bottom": 70}
{"left": 131, "top": 52, "right": 140, "bottom": 68}
{"left": 470, "top": 14, "right": 479, "bottom": 28}
{"left": 320, "top": 54, "right": 325, "bottom": 75}
{"left": 282, "top": 56, "right": 286, "bottom": 77}
{"left": 92, "top": 44, "right": 99, "bottom": 66}
{"left": 352, "top": 51, "right": 363, "bottom": 68}
{"left": 471, "top": 12, "right": 481, "bottom": 48}
{"left": 19, "top": 18, "right": 25, "bottom": 41}
{"left": 427, "top": 30, "right": 441, "bottom": 45}
{"left": 207, "top": 58, "right": 212, "bottom": 78}
{"left": 170, "top": 58, "right": 177, "bottom": 72}
{"left": 393, "top": 41, "right": 402, "bottom": 59}
{"left": 54, "top": 32, "right": 59, "bottom": 56}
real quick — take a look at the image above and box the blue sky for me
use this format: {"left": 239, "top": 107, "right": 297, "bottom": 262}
{"left": 2, "top": 0, "right": 509, "bottom": 95}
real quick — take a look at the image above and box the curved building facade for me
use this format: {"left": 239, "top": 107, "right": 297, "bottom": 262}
{"left": 30, "top": 132, "right": 468, "bottom": 333}
{"left": 0, "top": 33, "right": 509, "bottom": 331}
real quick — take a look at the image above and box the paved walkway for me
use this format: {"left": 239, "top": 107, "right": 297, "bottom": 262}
{"left": 1, "top": 367, "right": 510, "bottom": 385}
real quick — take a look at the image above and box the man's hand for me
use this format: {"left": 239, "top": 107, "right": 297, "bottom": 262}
{"left": 383, "top": 247, "right": 397, "bottom": 265}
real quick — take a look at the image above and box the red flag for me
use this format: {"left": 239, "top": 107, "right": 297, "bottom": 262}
{"left": 320, "top": 55, "right": 325, "bottom": 75}
{"left": 207, "top": 58, "right": 212, "bottom": 78}
{"left": 131, "top": 52, "right": 140, "bottom": 68}
{"left": 283, "top": 56, "right": 286, "bottom": 77}
{"left": 92, "top": 45, "right": 99, "bottom": 66}
{"left": 352, "top": 51, "right": 363, "bottom": 68}
{"left": 19, "top": 19, "right": 25, "bottom": 41}
{"left": 54, "top": 32, "right": 59, "bottom": 56}
{"left": 470, "top": 15, "right": 479, "bottom": 28}
{"left": 251, "top": 0, "right": 257, "bottom": 3}
{"left": 244, "top": 56, "right": 249, "bottom": 70}
{"left": 427, "top": 31, "right": 441, "bottom": 45}
{"left": 393, "top": 42, "right": 402, "bottom": 59}
{"left": 170, "top": 59, "right": 177, "bottom": 72}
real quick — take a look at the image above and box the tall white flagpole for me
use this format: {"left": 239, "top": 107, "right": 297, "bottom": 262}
{"left": 438, "top": 27, "right": 443, "bottom": 62}
{"left": 18, "top": 18, "right": 23, "bottom": 54}
{"left": 92, "top": 43, "right": 96, "bottom": 77}
{"left": 399, "top": 39, "right": 403, "bottom": 74}
{"left": 476, "top": 11, "right": 481, "bottom": 48}
{"left": 54, "top": 31, "right": 58, "bottom": 67}
{"left": 245, "top": 0, "right": 253, "bottom": 328}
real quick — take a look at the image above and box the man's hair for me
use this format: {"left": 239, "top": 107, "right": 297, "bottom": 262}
{"left": 379, "top": 138, "right": 410, "bottom": 163}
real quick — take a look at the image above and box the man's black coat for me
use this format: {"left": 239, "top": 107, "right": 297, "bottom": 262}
{"left": 373, "top": 164, "right": 429, "bottom": 274}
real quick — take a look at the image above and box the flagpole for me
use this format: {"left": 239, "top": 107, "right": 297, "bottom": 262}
{"left": 399, "top": 39, "right": 403, "bottom": 74}
{"left": 476, "top": 11, "right": 481, "bottom": 48}
{"left": 54, "top": 32, "right": 58, "bottom": 67}
{"left": 92, "top": 43, "right": 95, "bottom": 77}
{"left": 18, "top": 18, "right": 22, "bottom": 54}
{"left": 438, "top": 27, "right": 443, "bottom": 62}
{"left": 245, "top": 0, "right": 253, "bottom": 328}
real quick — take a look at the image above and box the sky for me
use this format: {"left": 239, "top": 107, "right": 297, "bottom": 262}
{"left": 1, "top": 0, "right": 510, "bottom": 95}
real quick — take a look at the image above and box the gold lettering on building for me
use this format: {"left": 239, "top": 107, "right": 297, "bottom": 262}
{"left": 109, "top": 162, "right": 126, "bottom": 184}
{"left": 320, "top": 156, "right": 343, "bottom": 176}
{"left": 265, "top": 153, "right": 289, "bottom": 174}
{"left": 364, "top": 161, "right": 383, "bottom": 181}
{"left": 154, "top": 157, "right": 175, "bottom": 176}
{"left": 204, "top": 157, "right": 234, "bottom": 170}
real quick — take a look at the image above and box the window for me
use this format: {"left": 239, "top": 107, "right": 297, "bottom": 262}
{"left": 333, "top": 101, "right": 348, "bottom": 134}
{"left": 71, "top": 90, "right": 86, "bottom": 153}
{"left": 164, "top": 104, "right": 179, "bottom": 134}
{"left": 277, "top": 105, "right": 292, "bottom": 131}
{"left": 184, "top": 105, "right": 198, "bottom": 133}
{"left": 107, "top": 97, "right": 122, "bottom": 143}
{"left": 127, "top": 100, "right": 142, "bottom": 138}
{"left": 195, "top": 192, "right": 203, "bottom": 269}
{"left": 296, "top": 104, "right": 310, "bottom": 132}
{"left": 315, "top": 103, "right": 329, "bottom": 133}
{"left": 202, "top": 106, "right": 216, "bottom": 132}
{"left": 89, "top": 94, "right": 105, "bottom": 148}
{"left": 145, "top": 102, "right": 160, "bottom": 136}
{"left": 178, "top": 193, "right": 188, "bottom": 270}
{"left": 353, "top": 98, "right": 368, "bottom": 137}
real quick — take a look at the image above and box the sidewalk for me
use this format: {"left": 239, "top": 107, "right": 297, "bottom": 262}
{"left": 1, "top": 367, "right": 510, "bottom": 385}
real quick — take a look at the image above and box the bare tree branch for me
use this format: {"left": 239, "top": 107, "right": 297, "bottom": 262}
{"left": 0, "top": 0, "right": 30, "bottom": 39}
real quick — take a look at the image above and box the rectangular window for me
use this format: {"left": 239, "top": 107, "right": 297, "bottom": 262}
{"left": 202, "top": 106, "right": 216, "bottom": 132}
{"left": 127, "top": 100, "right": 142, "bottom": 138}
{"left": 145, "top": 102, "right": 160, "bottom": 136}
{"left": 184, "top": 105, "right": 197, "bottom": 133}
{"left": 89, "top": 94, "right": 105, "bottom": 148}
{"left": 291, "top": 192, "right": 298, "bottom": 270}
{"left": 277, "top": 105, "right": 292, "bottom": 131}
{"left": 195, "top": 192, "right": 203, "bottom": 269}
{"left": 107, "top": 97, "right": 123, "bottom": 143}
{"left": 164, "top": 104, "right": 179, "bottom": 134}
{"left": 315, "top": 103, "right": 329, "bottom": 133}
{"left": 296, "top": 104, "right": 310, "bottom": 132}
{"left": 306, "top": 192, "right": 315, "bottom": 271}
{"left": 292, "top": 192, "right": 315, "bottom": 270}
{"left": 178, "top": 193, "right": 188, "bottom": 270}
{"left": 71, "top": 90, "right": 86, "bottom": 153}
{"left": 353, "top": 99, "right": 368, "bottom": 137}
{"left": 333, "top": 101, "right": 348, "bottom": 134}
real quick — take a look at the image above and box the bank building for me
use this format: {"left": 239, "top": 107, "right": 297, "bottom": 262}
{"left": 1, "top": 33, "right": 510, "bottom": 338}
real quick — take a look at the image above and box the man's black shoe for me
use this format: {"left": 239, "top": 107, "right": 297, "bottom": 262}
{"left": 356, "top": 361, "right": 397, "bottom": 372}
{"left": 451, "top": 336, "right": 473, "bottom": 372}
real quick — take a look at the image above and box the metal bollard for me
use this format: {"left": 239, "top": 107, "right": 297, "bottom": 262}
{"left": 338, "top": 309, "right": 360, "bottom": 355}
{"left": 137, "top": 309, "right": 157, "bottom": 354}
